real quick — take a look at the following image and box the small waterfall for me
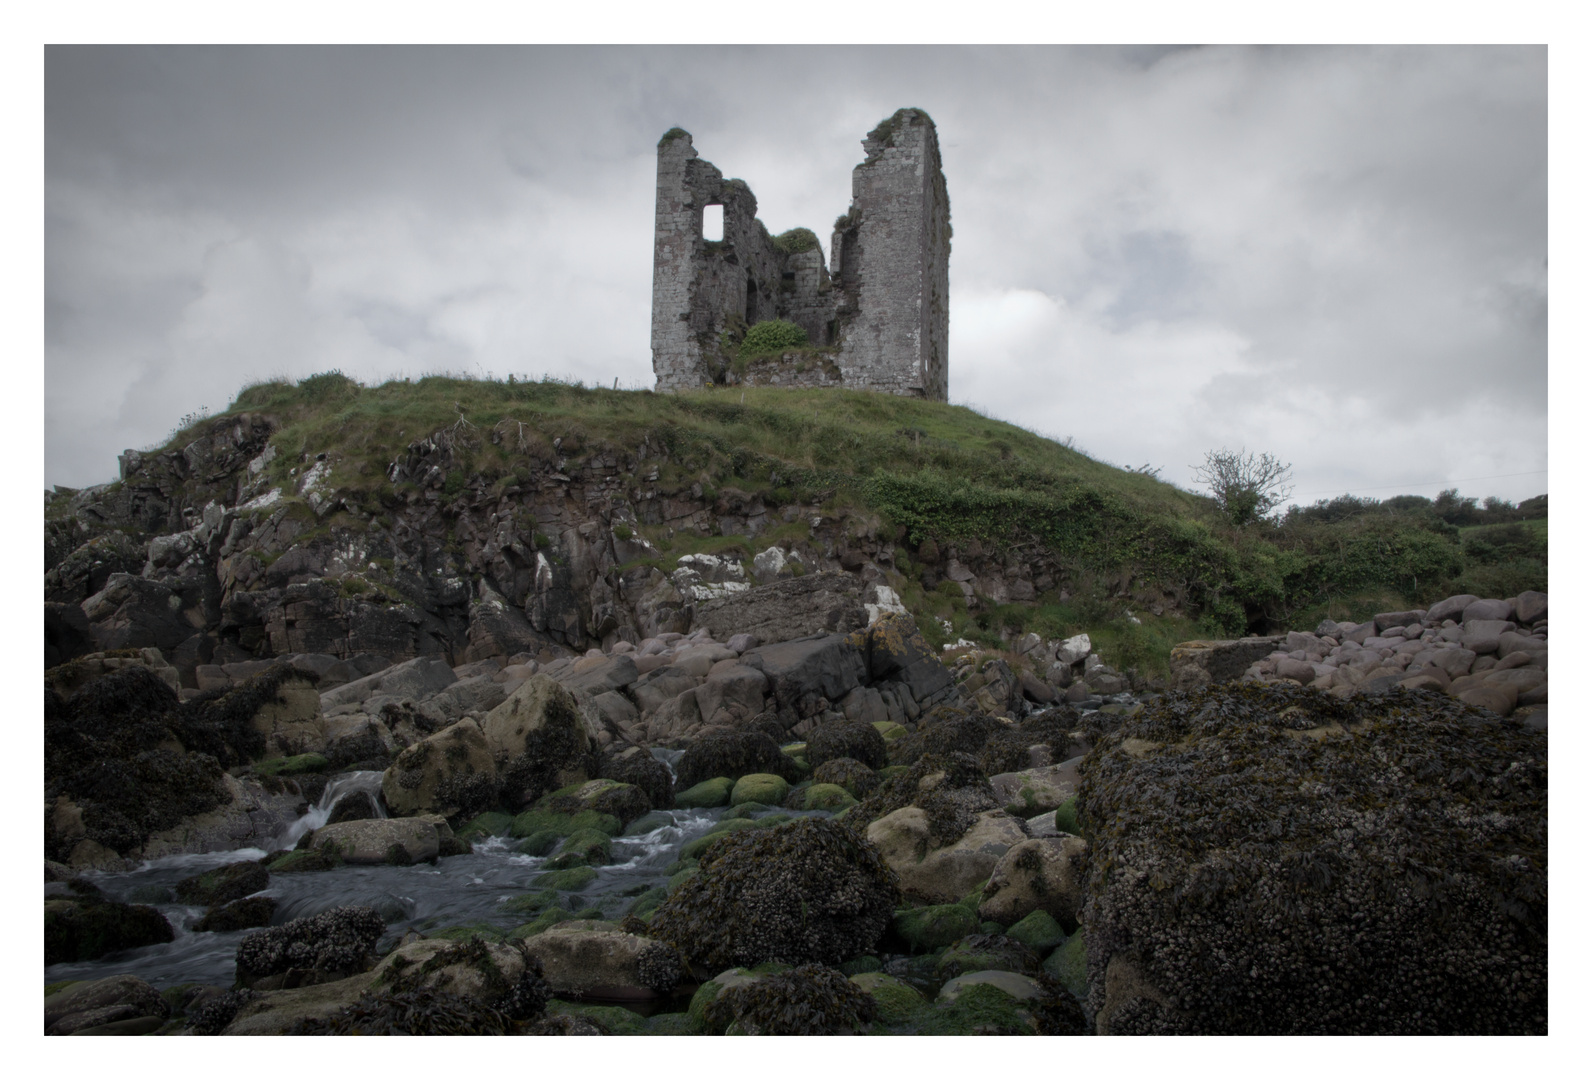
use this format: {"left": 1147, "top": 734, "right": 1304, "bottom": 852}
{"left": 274, "top": 771, "right": 387, "bottom": 850}
{"left": 650, "top": 746, "right": 684, "bottom": 782}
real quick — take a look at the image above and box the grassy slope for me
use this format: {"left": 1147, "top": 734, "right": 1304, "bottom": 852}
{"left": 135, "top": 373, "right": 1542, "bottom": 676}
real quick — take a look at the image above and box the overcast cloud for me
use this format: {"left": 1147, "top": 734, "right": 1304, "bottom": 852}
{"left": 44, "top": 44, "right": 1548, "bottom": 506}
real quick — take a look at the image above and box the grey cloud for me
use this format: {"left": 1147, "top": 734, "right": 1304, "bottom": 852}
{"left": 45, "top": 45, "right": 1546, "bottom": 505}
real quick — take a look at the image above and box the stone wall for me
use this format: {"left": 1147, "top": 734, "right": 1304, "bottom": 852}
{"left": 650, "top": 110, "right": 950, "bottom": 401}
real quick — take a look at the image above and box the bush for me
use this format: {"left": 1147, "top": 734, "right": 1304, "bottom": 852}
{"left": 739, "top": 320, "right": 809, "bottom": 358}
{"left": 649, "top": 818, "right": 900, "bottom": 970}
{"left": 772, "top": 228, "right": 820, "bottom": 255}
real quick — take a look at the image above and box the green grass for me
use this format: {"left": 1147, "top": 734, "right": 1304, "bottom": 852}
{"left": 137, "top": 371, "right": 1544, "bottom": 650}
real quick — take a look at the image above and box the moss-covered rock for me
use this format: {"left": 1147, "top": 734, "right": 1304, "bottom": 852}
{"left": 175, "top": 861, "right": 269, "bottom": 907}
{"left": 265, "top": 846, "right": 343, "bottom": 873}
{"left": 729, "top": 772, "right": 788, "bottom": 807}
{"left": 44, "top": 895, "right": 175, "bottom": 964}
{"left": 1004, "top": 909, "right": 1067, "bottom": 954}
{"left": 195, "top": 895, "right": 277, "bottom": 932}
{"left": 849, "top": 971, "right": 926, "bottom": 1025}
{"left": 500, "top": 889, "right": 562, "bottom": 916}
{"left": 1054, "top": 795, "right": 1080, "bottom": 836}
{"left": 545, "top": 999, "right": 648, "bottom": 1035}
{"left": 934, "top": 933, "right": 1041, "bottom": 982}
{"left": 1043, "top": 928, "right": 1088, "bottom": 1001}
{"left": 456, "top": 811, "right": 516, "bottom": 842}
{"left": 253, "top": 753, "right": 330, "bottom": 777}
{"left": 536, "top": 778, "right": 651, "bottom": 829}
{"left": 510, "top": 807, "right": 621, "bottom": 840}
{"left": 1080, "top": 681, "right": 1547, "bottom": 1034}
{"left": 510, "top": 908, "right": 573, "bottom": 939}
{"left": 623, "top": 810, "right": 675, "bottom": 836}
{"left": 793, "top": 782, "right": 857, "bottom": 812}
{"left": 674, "top": 776, "right": 734, "bottom": 809}
{"left": 380, "top": 718, "right": 498, "bottom": 821}
{"left": 533, "top": 866, "right": 598, "bottom": 893}
{"left": 544, "top": 828, "right": 612, "bottom": 869}
{"left": 624, "top": 885, "right": 668, "bottom": 920}
{"left": 649, "top": 818, "right": 900, "bottom": 971}
{"left": 891, "top": 903, "right": 980, "bottom": 953}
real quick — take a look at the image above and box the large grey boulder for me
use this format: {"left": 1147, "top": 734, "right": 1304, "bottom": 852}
{"left": 989, "top": 758, "right": 1082, "bottom": 817}
{"left": 1425, "top": 594, "right": 1480, "bottom": 623}
{"left": 977, "top": 836, "right": 1088, "bottom": 927}
{"left": 312, "top": 818, "right": 439, "bottom": 864}
{"left": 557, "top": 654, "right": 640, "bottom": 696}
{"left": 1514, "top": 590, "right": 1548, "bottom": 625}
{"left": 695, "top": 664, "right": 769, "bottom": 725}
{"left": 866, "top": 807, "right": 1028, "bottom": 904}
{"left": 519, "top": 925, "right": 682, "bottom": 998}
{"left": 694, "top": 571, "right": 867, "bottom": 644}
{"left": 855, "top": 612, "right": 952, "bottom": 706}
{"left": 380, "top": 718, "right": 497, "bottom": 818}
{"left": 742, "top": 634, "right": 868, "bottom": 718}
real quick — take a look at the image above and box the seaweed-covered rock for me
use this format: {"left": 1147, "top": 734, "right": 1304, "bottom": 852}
{"left": 812, "top": 756, "right": 879, "bottom": 798}
{"left": 1080, "top": 682, "right": 1547, "bottom": 1034}
{"left": 977, "top": 836, "right": 1088, "bottom": 928}
{"left": 848, "top": 971, "right": 927, "bottom": 1025}
{"left": 674, "top": 728, "right": 801, "bottom": 790}
{"left": 536, "top": 778, "right": 650, "bottom": 828}
{"left": 44, "top": 973, "right": 170, "bottom": 1035}
{"left": 675, "top": 776, "right": 734, "bottom": 809}
{"left": 867, "top": 807, "right": 1027, "bottom": 905}
{"left": 481, "top": 675, "right": 600, "bottom": 806}
{"left": 368, "top": 935, "right": 545, "bottom": 1016}
{"left": 1004, "top": 909, "right": 1068, "bottom": 953}
{"left": 520, "top": 926, "right": 683, "bottom": 997}
{"left": 935, "top": 933, "right": 1042, "bottom": 981}
{"left": 599, "top": 749, "right": 675, "bottom": 810}
{"left": 289, "top": 986, "right": 523, "bottom": 1035}
{"left": 380, "top": 718, "right": 497, "bottom": 819}
{"left": 649, "top": 817, "right": 900, "bottom": 970}
{"left": 235, "top": 906, "right": 386, "bottom": 989}
{"left": 891, "top": 903, "right": 980, "bottom": 952}
{"left": 44, "top": 894, "right": 175, "bottom": 964}
{"left": 703, "top": 962, "right": 878, "bottom": 1035}
{"left": 544, "top": 828, "right": 612, "bottom": 869}
{"left": 175, "top": 860, "right": 269, "bottom": 907}
{"left": 850, "top": 751, "right": 999, "bottom": 843}
{"left": 789, "top": 782, "right": 857, "bottom": 813}
{"left": 729, "top": 772, "right": 789, "bottom": 807}
{"left": 805, "top": 719, "right": 889, "bottom": 770}
{"left": 195, "top": 895, "right": 277, "bottom": 932}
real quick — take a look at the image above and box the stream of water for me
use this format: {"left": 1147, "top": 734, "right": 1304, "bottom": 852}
{"left": 45, "top": 750, "right": 730, "bottom": 993}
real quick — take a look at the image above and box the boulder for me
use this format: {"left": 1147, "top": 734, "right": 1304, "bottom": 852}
{"left": 694, "top": 571, "right": 867, "bottom": 644}
{"left": 480, "top": 675, "right": 601, "bottom": 805}
{"left": 380, "top": 718, "right": 498, "bottom": 818}
{"left": 937, "top": 970, "right": 1045, "bottom": 1003}
{"left": 312, "top": 818, "right": 440, "bottom": 864}
{"left": 218, "top": 972, "right": 379, "bottom": 1034}
{"left": 1460, "top": 619, "right": 1515, "bottom": 655}
{"left": 1514, "top": 590, "right": 1547, "bottom": 626}
{"left": 988, "top": 759, "right": 1081, "bottom": 817}
{"left": 890, "top": 904, "right": 980, "bottom": 952}
{"left": 729, "top": 772, "right": 789, "bottom": 806}
{"left": 1372, "top": 610, "right": 1425, "bottom": 632}
{"left": 1169, "top": 636, "right": 1287, "bottom": 692}
{"left": 45, "top": 894, "right": 174, "bottom": 965}
{"left": 45, "top": 974, "right": 169, "bottom": 1035}
{"left": 866, "top": 807, "right": 1029, "bottom": 904}
{"left": 977, "top": 836, "right": 1089, "bottom": 927}
{"left": 175, "top": 861, "right": 269, "bottom": 906}
{"left": 1425, "top": 594, "right": 1480, "bottom": 623}
{"left": 742, "top": 634, "right": 869, "bottom": 718}
{"left": 694, "top": 664, "right": 769, "bottom": 724}
{"left": 558, "top": 654, "right": 640, "bottom": 696}
{"left": 1079, "top": 681, "right": 1545, "bottom": 1034}
{"left": 234, "top": 906, "right": 386, "bottom": 991}
{"left": 368, "top": 935, "right": 535, "bottom": 1002}
{"left": 851, "top": 613, "right": 953, "bottom": 707}
{"left": 1462, "top": 598, "right": 1515, "bottom": 623}
{"left": 519, "top": 927, "right": 683, "bottom": 998}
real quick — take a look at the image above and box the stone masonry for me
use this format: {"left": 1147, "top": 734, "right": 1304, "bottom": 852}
{"left": 650, "top": 109, "right": 950, "bottom": 401}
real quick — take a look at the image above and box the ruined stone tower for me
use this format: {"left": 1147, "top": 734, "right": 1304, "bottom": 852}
{"left": 650, "top": 108, "right": 950, "bottom": 400}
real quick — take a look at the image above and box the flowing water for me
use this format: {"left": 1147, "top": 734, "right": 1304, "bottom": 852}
{"left": 45, "top": 749, "right": 732, "bottom": 993}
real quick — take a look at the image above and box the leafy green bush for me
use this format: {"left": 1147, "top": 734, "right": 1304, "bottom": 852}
{"left": 739, "top": 320, "right": 809, "bottom": 357}
{"left": 772, "top": 228, "right": 820, "bottom": 254}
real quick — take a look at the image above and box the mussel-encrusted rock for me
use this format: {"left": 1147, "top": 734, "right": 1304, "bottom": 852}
{"left": 1080, "top": 682, "right": 1547, "bottom": 1034}
{"left": 649, "top": 817, "right": 899, "bottom": 971}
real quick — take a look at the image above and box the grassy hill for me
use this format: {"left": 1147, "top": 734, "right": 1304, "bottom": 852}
{"left": 122, "top": 371, "right": 1544, "bottom": 676}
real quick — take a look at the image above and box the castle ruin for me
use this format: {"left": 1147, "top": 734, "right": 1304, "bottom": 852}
{"left": 650, "top": 108, "right": 950, "bottom": 401}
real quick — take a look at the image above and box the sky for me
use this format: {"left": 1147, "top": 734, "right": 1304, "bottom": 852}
{"left": 44, "top": 44, "right": 1549, "bottom": 507}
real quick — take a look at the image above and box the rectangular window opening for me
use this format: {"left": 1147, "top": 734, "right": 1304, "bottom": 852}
{"left": 702, "top": 204, "right": 724, "bottom": 242}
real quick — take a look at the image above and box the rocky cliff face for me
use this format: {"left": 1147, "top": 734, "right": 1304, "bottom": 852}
{"left": 45, "top": 411, "right": 1093, "bottom": 689}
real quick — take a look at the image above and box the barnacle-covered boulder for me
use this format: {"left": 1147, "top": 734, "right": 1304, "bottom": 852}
{"left": 812, "top": 756, "right": 880, "bottom": 799}
{"left": 519, "top": 925, "right": 683, "bottom": 998}
{"left": 234, "top": 905, "right": 386, "bottom": 990}
{"left": 1080, "top": 682, "right": 1547, "bottom": 1034}
{"left": 805, "top": 719, "right": 889, "bottom": 771}
{"left": 649, "top": 817, "right": 900, "bottom": 971}
{"left": 867, "top": 807, "right": 1027, "bottom": 905}
{"left": 978, "top": 836, "right": 1088, "bottom": 928}
{"left": 599, "top": 747, "right": 675, "bottom": 809}
{"left": 703, "top": 962, "right": 879, "bottom": 1035}
{"left": 674, "top": 728, "right": 802, "bottom": 790}
{"left": 481, "top": 674, "right": 601, "bottom": 806}
{"left": 380, "top": 718, "right": 497, "bottom": 820}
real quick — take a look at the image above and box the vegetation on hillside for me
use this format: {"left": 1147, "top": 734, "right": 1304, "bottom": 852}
{"left": 141, "top": 371, "right": 1544, "bottom": 666}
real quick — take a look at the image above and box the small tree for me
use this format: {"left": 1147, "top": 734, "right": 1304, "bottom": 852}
{"left": 1193, "top": 447, "right": 1294, "bottom": 526}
